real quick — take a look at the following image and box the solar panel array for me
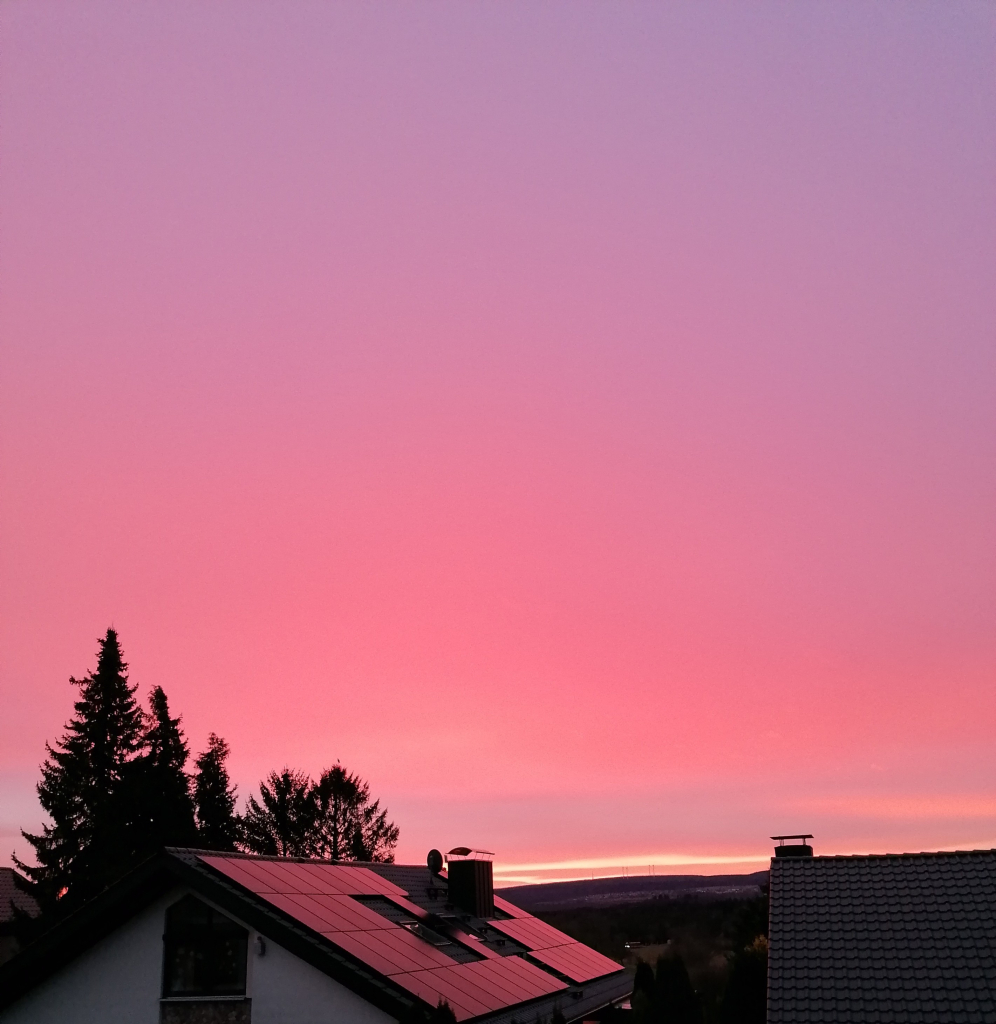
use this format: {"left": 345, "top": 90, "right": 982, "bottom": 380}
{"left": 488, "top": 916, "right": 624, "bottom": 984}
{"left": 200, "top": 855, "right": 622, "bottom": 1020}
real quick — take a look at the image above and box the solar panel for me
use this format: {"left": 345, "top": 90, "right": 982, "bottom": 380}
{"left": 203, "top": 856, "right": 408, "bottom": 897}
{"left": 395, "top": 959, "right": 567, "bottom": 1020}
{"left": 264, "top": 860, "right": 343, "bottom": 894}
{"left": 492, "top": 895, "right": 530, "bottom": 918}
{"left": 487, "top": 955, "right": 570, "bottom": 998}
{"left": 331, "top": 927, "right": 457, "bottom": 975}
{"left": 529, "top": 943, "right": 623, "bottom": 982}
{"left": 202, "top": 856, "right": 279, "bottom": 894}
{"left": 395, "top": 968, "right": 491, "bottom": 1019}
{"left": 262, "top": 892, "right": 391, "bottom": 933}
{"left": 198, "top": 855, "right": 612, "bottom": 1021}
{"left": 489, "top": 916, "right": 575, "bottom": 950}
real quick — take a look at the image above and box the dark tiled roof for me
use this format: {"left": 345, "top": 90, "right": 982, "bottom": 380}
{"left": 0, "top": 868, "right": 38, "bottom": 924}
{"left": 768, "top": 849, "right": 996, "bottom": 1024}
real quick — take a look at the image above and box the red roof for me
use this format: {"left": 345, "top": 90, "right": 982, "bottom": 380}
{"left": 201, "top": 855, "right": 621, "bottom": 1020}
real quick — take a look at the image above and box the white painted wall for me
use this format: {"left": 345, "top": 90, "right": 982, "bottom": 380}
{"left": 0, "top": 887, "right": 177, "bottom": 1024}
{"left": 250, "top": 937, "right": 396, "bottom": 1024}
{"left": 0, "top": 884, "right": 398, "bottom": 1024}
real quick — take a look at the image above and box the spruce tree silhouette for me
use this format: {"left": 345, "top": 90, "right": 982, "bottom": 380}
{"left": 655, "top": 954, "right": 702, "bottom": 1024}
{"left": 194, "top": 733, "right": 239, "bottom": 851}
{"left": 634, "top": 960, "right": 655, "bottom": 998}
{"left": 398, "top": 999, "right": 457, "bottom": 1024}
{"left": 121, "top": 686, "right": 198, "bottom": 857}
{"left": 313, "top": 763, "right": 399, "bottom": 862}
{"left": 17, "top": 629, "right": 144, "bottom": 915}
{"left": 718, "top": 937, "right": 767, "bottom": 1024}
{"left": 241, "top": 768, "right": 316, "bottom": 856}
{"left": 429, "top": 1001, "right": 457, "bottom": 1024}
{"left": 631, "top": 960, "right": 658, "bottom": 1024}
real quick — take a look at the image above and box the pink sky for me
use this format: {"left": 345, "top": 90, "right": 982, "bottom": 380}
{"left": 2, "top": 2, "right": 994, "bottom": 883}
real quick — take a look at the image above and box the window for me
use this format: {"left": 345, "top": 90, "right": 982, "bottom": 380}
{"left": 162, "top": 895, "right": 249, "bottom": 997}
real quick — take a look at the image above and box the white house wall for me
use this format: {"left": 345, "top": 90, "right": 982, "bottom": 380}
{"left": 250, "top": 936, "right": 395, "bottom": 1024}
{"left": 0, "top": 888, "right": 176, "bottom": 1024}
{"left": 0, "top": 885, "right": 400, "bottom": 1024}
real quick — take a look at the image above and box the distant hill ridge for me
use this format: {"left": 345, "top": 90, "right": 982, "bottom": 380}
{"left": 497, "top": 870, "right": 769, "bottom": 911}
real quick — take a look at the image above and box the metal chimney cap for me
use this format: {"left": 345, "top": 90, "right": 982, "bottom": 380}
{"left": 772, "top": 834, "right": 814, "bottom": 858}
{"left": 447, "top": 847, "right": 495, "bottom": 861}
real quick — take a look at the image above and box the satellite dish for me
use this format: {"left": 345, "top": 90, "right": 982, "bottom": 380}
{"left": 427, "top": 849, "right": 444, "bottom": 874}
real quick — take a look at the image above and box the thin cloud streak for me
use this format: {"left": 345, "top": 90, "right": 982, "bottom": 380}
{"left": 494, "top": 853, "right": 771, "bottom": 884}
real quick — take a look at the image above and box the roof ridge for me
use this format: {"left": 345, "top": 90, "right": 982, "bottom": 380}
{"left": 167, "top": 847, "right": 398, "bottom": 867}
{"left": 772, "top": 847, "right": 996, "bottom": 862}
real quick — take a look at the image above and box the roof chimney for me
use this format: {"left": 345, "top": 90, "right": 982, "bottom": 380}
{"left": 771, "top": 834, "right": 814, "bottom": 858}
{"left": 446, "top": 848, "right": 495, "bottom": 918}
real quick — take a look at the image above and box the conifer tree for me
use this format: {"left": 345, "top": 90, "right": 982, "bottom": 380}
{"left": 313, "top": 763, "right": 399, "bottom": 862}
{"left": 430, "top": 1002, "right": 457, "bottom": 1024}
{"left": 718, "top": 937, "right": 768, "bottom": 1024}
{"left": 194, "top": 734, "right": 239, "bottom": 851}
{"left": 634, "top": 961, "right": 656, "bottom": 1000}
{"left": 398, "top": 999, "right": 457, "bottom": 1024}
{"left": 241, "top": 769, "right": 316, "bottom": 856}
{"left": 239, "top": 763, "right": 399, "bottom": 861}
{"left": 16, "top": 629, "right": 144, "bottom": 914}
{"left": 121, "top": 686, "right": 198, "bottom": 857}
{"left": 655, "top": 954, "right": 702, "bottom": 1024}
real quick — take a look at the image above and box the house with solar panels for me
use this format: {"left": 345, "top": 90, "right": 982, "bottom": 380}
{"left": 0, "top": 847, "right": 630, "bottom": 1024}
{"left": 767, "top": 837, "right": 996, "bottom": 1023}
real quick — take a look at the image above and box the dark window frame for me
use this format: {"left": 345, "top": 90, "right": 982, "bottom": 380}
{"left": 162, "top": 894, "right": 249, "bottom": 998}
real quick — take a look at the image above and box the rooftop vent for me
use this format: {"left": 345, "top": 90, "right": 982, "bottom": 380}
{"left": 446, "top": 848, "right": 495, "bottom": 918}
{"left": 771, "top": 834, "right": 814, "bottom": 858}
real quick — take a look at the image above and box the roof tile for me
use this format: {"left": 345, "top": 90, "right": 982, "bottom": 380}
{"left": 768, "top": 849, "right": 996, "bottom": 1024}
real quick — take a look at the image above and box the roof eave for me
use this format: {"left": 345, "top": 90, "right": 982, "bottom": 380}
{"left": 0, "top": 852, "right": 174, "bottom": 1012}
{"left": 470, "top": 970, "right": 632, "bottom": 1024}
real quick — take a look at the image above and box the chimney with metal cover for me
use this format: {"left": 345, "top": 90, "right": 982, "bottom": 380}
{"left": 446, "top": 847, "right": 495, "bottom": 918}
{"left": 771, "top": 834, "right": 814, "bottom": 858}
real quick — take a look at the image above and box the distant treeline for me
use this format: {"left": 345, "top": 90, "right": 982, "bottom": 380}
{"left": 14, "top": 628, "right": 398, "bottom": 932}
{"left": 540, "top": 897, "right": 768, "bottom": 1024}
